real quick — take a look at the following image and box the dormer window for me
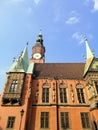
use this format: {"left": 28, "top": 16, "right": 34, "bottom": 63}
{"left": 9, "top": 80, "right": 18, "bottom": 93}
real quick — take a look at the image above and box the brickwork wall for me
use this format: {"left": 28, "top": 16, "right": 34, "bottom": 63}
{"left": 0, "top": 74, "right": 32, "bottom": 130}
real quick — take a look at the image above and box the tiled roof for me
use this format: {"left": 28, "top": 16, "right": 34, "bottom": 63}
{"left": 33, "top": 63, "right": 85, "bottom": 79}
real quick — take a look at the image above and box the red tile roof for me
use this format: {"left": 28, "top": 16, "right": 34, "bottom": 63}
{"left": 33, "top": 63, "right": 85, "bottom": 79}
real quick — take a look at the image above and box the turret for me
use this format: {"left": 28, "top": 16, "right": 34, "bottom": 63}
{"left": 30, "top": 33, "right": 45, "bottom": 63}
{"left": 1, "top": 44, "right": 34, "bottom": 106}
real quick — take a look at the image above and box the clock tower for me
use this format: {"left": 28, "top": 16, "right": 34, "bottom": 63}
{"left": 30, "top": 33, "right": 45, "bottom": 63}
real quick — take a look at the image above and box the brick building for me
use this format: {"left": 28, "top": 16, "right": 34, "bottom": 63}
{"left": 0, "top": 33, "right": 98, "bottom": 130}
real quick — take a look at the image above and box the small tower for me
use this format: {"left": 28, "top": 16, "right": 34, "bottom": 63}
{"left": 30, "top": 33, "right": 45, "bottom": 63}
{"left": 84, "top": 36, "right": 98, "bottom": 111}
{"left": 1, "top": 44, "right": 34, "bottom": 106}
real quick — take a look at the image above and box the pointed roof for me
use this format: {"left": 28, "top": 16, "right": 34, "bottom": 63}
{"left": 21, "top": 43, "right": 29, "bottom": 71}
{"left": 84, "top": 37, "right": 94, "bottom": 76}
{"left": 8, "top": 43, "right": 34, "bottom": 73}
{"left": 34, "top": 33, "right": 44, "bottom": 47}
{"left": 85, "top": 38, "right": 94, "bottom": 59}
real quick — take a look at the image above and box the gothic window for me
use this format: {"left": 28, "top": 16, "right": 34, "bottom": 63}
{"left": 95, "top": 82, "right": 98, "bottom": 94}
{"left": 60, "top": 112, "right": 70, "bottom": 129}
{"left": 42, "top": 88, "right": 49, "bottom": 103}
{"left": 59, "top": 83, "right": 67, "bottom": 103}
{"left": 6, "top": 116, "right": 15, "bottom": 128}
{"left": 76, "top": 86, "right": 85, "bottom": 103}
{"left": 80, "top": 112, "right": 90, "bottom": 128}
{"left": 40, "top": 112, "right": 49, "bottom": 128}
{"left": 9, "top": 80, "right": 18, "bottom": 93}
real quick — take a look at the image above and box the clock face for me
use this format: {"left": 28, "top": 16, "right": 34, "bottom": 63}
{"left": 33, "top": 53, "right": 41, "bottom": 59}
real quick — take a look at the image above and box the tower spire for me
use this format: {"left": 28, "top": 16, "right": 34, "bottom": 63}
{"left": 84, "top": 35, "right": 94, "bottom": 59}
{"left": 8, "top": 43, "right": 29, "bottom": 73}
{"left": 84, "top": 35, "right": 94, "bottom": 76}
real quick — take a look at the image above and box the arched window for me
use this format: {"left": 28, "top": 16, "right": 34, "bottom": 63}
{"left": 76, "top": 84, "right": 85, "bottom": 103}
{"left": 59, "top": 83, "right": 67, "bottom": 103}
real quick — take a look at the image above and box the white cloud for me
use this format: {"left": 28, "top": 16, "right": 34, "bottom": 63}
{"left": 93, "top": 0, "right": 98, "bottom": 11}
{"left": 72, "top": 32, "right": 84, "bottom": 44}
{"left": 66, "top": 16, "right": 80, "bottom": 24}
{"left": 66, "top": 11, "right": 80, "bottom": 25}
{"left": 34, "top": 0, "right": 41, "bottom": 5}
{"left": 85, "top": 0, "right": 98, "bottom": 12}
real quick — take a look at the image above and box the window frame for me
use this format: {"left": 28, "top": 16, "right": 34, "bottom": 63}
{"left": 59, "top": 83, "right": 67, "bottom": 103}
{"left": 76, "top": 85, "right": 85, "bottom": 103}
{"left": 60, "top": 112, "right": 70, "bottom": 129}
{"left": 6, "top": 116, "right": 15, "bottom": 129}
{"left": 42, "top": 83, "right": 50, "bottom": 103}
{"left": 80, "top": 112, "right": 90, "bottom": 129}
{"left": 9, "top": 80, "right": 18, "bottom": 93}
{"left": 40, "top": 112, "right": 49, "bottom": 128}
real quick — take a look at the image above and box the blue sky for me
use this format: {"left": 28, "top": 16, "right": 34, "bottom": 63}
{"left": 0, "top": 0, "right": 98, "bottom": 93}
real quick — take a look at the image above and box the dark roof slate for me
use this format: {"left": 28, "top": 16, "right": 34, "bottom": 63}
{"left": 33, "top": 63, "right": 85, "bottom": 79}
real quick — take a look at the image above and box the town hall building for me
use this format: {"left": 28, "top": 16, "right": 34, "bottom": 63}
{"left": 0, "top": 33, "right": 98, "bottom": 130}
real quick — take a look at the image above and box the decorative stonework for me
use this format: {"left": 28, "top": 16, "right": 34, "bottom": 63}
{"left": 70, "top": 84, "right": 74, "bottom": 102}
{"left": 84, "top": 72, "right": 98, "bottom": 110}
{"left": 90, "top": 100, "right": 98, "bottom": 110}
{"left": 52, "top": 82, "right": 55, "bottom": 102}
